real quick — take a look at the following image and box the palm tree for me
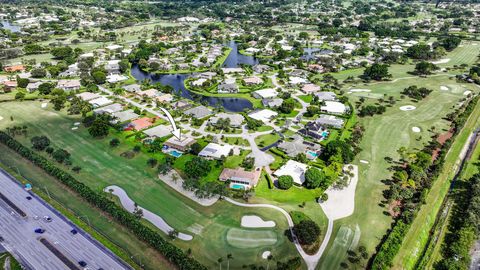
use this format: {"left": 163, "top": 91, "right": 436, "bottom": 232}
{"left": 266, "top": 254, "right": 274, "bottom": 270}
{"left": 226, "top": 253, "right": 233, "bottom": 270}
{"left": 217, "top": 257, "right": 223, "bottom": 270}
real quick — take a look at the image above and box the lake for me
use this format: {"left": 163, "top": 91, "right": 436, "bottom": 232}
{"left": 0, "top": 21, "right": 21, "bottom": 33}
{"left": 129, "top": 41, "right": 258, "bottom": 112}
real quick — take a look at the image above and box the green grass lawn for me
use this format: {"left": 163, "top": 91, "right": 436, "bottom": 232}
{"left": 0, "top": 252, "right": 22, "bottom": 270}
{"left": 319, "top": 75, "right": 478, "bottom": 269}
{"left": 0, "top": 101, "right": 299, "bottom": 269}
{"left": 254, "top": 133, "right": 281, "bottom": 147}
{"left": 392, "top": 94, "right": 480, "bottom": 269}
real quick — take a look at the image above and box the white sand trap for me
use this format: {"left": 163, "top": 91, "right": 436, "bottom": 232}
{"left": 359, "top": 160, "right": 369, "bottom": 164}
{"left": 440, "top": 85, "right": 449, "bottom": 91}
{"left": 464, "top": 90, "right": 472, "bottom": 96}
{"left": 349, "top": 89, "right": 371, "bottom": 93}
{"left": 320, "top": 165, "right": 359, "bottom": 220}
{"left": 71, "top": 127, "right": 78, "bottom": 130}
{"left": 432, "top": 58, "right": 450, "bottom": 64}
{"left": 41, "top": 103, "right": 48, "bottom": 108}
{"left": 262, "top": 251, "right": 271, "bottom": 259}
{"left": 74, "top": 122, "right": 81, "bottom": 126}
{"left": 241, "top": 215, "right": 276, "bottom": 228}
{"left": 105, "top": 185, "right": 193, "bottom": 241}
{"left": 0, "top": 116, "right": 3, "bottom": 121}
{"left": 412, "top": 127, "right": 421, "bottom": 133}
{"left": 400, "top": 105, "right": 416, "bottom": 111}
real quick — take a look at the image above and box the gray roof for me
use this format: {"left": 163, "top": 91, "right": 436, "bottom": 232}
{"left": 314, "top": 91, "right": 336, "bottom": 101}
{"left": 93, "top": 103, "right": 123, "bottom": 114}
{"left": 278, "top": 140, "right": 308, "bottom": 157}
{"left": 185, "top": 105, "right": 213, "bottom": 119}
{"left": 209, "top": 113, "right": 244, "bottom": 127}
{"left": 143, "top": 125, "right": 172, "bottom": 138}
{"left": 262, "top": 98, "right": 283, "bottom": 108}
{"left": 122, "top": 84, "right": 141, "bottom": 93}
{"left": 315, "top": 115, "right": 344, "bottom": 128}
{"left": 111, "top": 109, "right": 139, "bottom": 123}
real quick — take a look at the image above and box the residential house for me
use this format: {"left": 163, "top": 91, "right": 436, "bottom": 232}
{"left": 26, "top": 81, "right": 42, "bottom": 93}
{"left": 111, "top": 110, "right": 139, "bottom": 123}
{"left": 76, "top": 92, "right": 100, "bottom": 101}
{"left": 209, "top": 113, "right": 244, "bottom": 128}
{"left": 314, "top": 92, "right": 337, "bottom": 101}
{"left": 301, "top": 84, "right": 321, "bottom": 94}
{"left": 218, "top": 83, "right": 238, "bottom": 93}
{"left": 93, "top": 103, "right": 123, "bottom": 114}
{"left": 243, "top": 76, "right": 263, "bottom": 85}
{"left": 57, "top": 79, "right": 81, "bottom": 91}
{"left": 262, "top": 98, "right": 283, "bottom": 108}
{"left": 122, "top": 84, "right": 141, "bottom": 93}
{"left": 253, "top": 88, "right": 278, "bottom": 99}
{"left": 248, "top": 109, "right": 278, "bottom": 123}
{"left": 127, "top": 117, "right": 156, "bottom": 131}
{"left": 219, "top": 168, "right": 262, "bottom": 189}
{"left": 184, "top": 105, "right": 213, "bottom": 119}
{"left": 273, "top": 160, "right": 308, "bottom": 185}
{"left": 198, "top": 143, "right": 234, "bottom": 159}
{"left": 164, "top": 136, "right": 196, "bottom": 152}
{"left": 88, "top": 96, "right": 112, "bottom": 108}
{"left": 3, "top": 64, "right": 25, "bottom": 73}
{"left": 2, "top": 80, "right": 17, "bottom": 92}
{"left": 320, "top": 101, "right": 347, "bottom": 114}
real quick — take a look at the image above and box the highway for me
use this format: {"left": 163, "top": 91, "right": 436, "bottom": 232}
{"left": 0, "top": 169, "right": 132, "bottom": 270}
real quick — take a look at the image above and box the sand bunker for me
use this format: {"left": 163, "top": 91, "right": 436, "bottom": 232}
{"left": 432, "top": 58, "right": 450, "bottom": 64}
{"left": 0, "top": 116, "right": 3, "bottom": 121}
{"left": 241, "top": 215, "right": 276, "bottom": 228}
{"left": 71, "top": 127, "right": 78, "bottom": 130}
{"left": 359, "top": 160, "right": 369, "bottom": 164}
{"left": 412, "top": 127, "right": 421, "bottom": 133}
{"left": 464, "top": 90, "right": 472, "bottom": 96}
{"left": 440, "top": 86, "right": 449, "bottom": 91}
{"left": 41, "top": 103, "right": 48, "bottom": 108}
{"left": 105, "top": 185, "right": 193, "bottom": 241}
{"left": 349, "top": 89, "right": 371, "bottom": 93}
{"left": 262, "top": 251, "right": 271, "bottom": 259}
{"left": 400, "top": 105, "right": 416, "bottom": 111}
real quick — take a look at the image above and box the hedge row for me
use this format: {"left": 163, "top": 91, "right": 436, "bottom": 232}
{"left": 0, "top": 131, "right": 206, "bottom": 270}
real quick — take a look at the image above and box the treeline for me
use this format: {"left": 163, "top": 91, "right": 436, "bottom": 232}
{"left": 0, "top": 131, "right": 206, "bottom": 270}
{"left": 435, "top": 173, "right": 480, "bottom": 269}
{"left": 371, "top": 95, "right": 479, "bottom": 269}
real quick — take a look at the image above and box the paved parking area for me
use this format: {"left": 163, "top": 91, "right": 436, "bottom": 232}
{"left": 0, "top": 169, "right": 132, "bottom": 270}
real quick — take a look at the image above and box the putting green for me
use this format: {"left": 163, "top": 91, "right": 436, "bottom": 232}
{"left": 320, "top": 225, "right": 360, "bottom": 269}
{"left": 226, "top": 228, "right": 278, "bottom": 248}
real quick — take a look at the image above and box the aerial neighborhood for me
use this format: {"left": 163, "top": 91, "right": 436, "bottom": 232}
{"left": 0, "top": 1, "right": 480, "bottom": 270}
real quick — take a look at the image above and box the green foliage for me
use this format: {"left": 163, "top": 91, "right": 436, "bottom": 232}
{"left": 52, "top": 148, "right": 71, "bottom": 164}
{"left": 279, "top": 98, "right": 296, "bottom": 114}
{"left": 304, "top": 167, "right": 326, "bottom": 189}
{"left": 31, "top": 136, "right": 50, "bottom": 151}
{"left": 109, "top": 138, "right": 120, "bottom": 147}
{"left": 406, "top": 44, "right": 434, "bottom": 60}
{"left": 30, "top": 68, "right": 47, "bottom": 78}
{"left": 184, "top": 156, "right": 211, "bottom": 179}
{"left": 92, "top": 70, "right": 107, "bottom": 84}
{"left": 0, "top": 132, "right": 206, "bottom": 270}
{"left": 358, "top": 105, "right": 386, "bottom": 117}
{"left": 38, "top": 82, "right": 55, "bottom": 95}
{"left": 16, "top": 76, "right": 29, "bottom": 88}
{"left": 362, "top": 63, "right": 391, "bottom": 81}
{"left": 278, "top": 175, "right": 293, "bottom": 190}
{"left": 88, "top": 114, "right": 111, "bottom": 138}
{"left": 293, "top": 220, "right": 320, "bottom": 245}
{"left": 51, "top": 46, "right": 74, "bottom": 60}
{"left": 413, "top": 62, "right": 438, "bottom": 76}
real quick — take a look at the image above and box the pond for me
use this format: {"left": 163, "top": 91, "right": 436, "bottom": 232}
{"left": 0, "top": 21, "right": 21, "bottom": 33}
{"left": 222, "top": 40, "right": 259, "bottom": 68}
{"left": 130, "top": 64, "right": 253, "bottom": 112}
{"left": 302, "top": 47, "right": 334, "bottom": 60}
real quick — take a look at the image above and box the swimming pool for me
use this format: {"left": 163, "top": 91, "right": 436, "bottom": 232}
{"left": 321, "top": 131, "right": 329, "bottom": 137}
{"left": 231, "top": 184, "right": 245, "bottom": 190}
{"left": 169, "top": 150, "right": 183, "bottom": 158}
{"left": 307, "top": 150, "right": 318, "bottom": 157}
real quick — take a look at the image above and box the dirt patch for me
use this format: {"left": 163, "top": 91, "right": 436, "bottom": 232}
{"left": 432, "top": 129, "right": 454, "bottom": 161}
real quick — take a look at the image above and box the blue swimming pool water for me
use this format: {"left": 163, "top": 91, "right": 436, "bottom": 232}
{"left": 231, "top": 184, "right": 245, "bottom": 190}
{"left": 169, "top": 150, "right": 183, "bottom": 158}
{"left": 307, "top": 151, "right": 318, "bottom": 157}
{"left": 322, "top": 131, "right": 329, "bottom": 137}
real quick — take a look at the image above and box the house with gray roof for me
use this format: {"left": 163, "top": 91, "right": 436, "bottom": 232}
{"left": 184, "top": 105, "right": 213, "bottom": 119}
{"left": 262, "top": 98, "right": 283, "bottom": 108}
{"left": 208, "top": 113, "right": 244, "bottom": 128}
{"left": 93, "top": 103, "right": 123, "bottom": 114}
{"left": 218, "top": 83, "right": 238, "bottom": 93}
{"left": 111, "top": 110, "right": 139, "bottom": 123}
{"left": 314, "top": 91, "right": 337, "bottom": 101}
{"left": 122, "top": 84, "right": 141, "bottom": 93}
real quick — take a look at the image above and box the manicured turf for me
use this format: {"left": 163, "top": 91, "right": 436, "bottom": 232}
{"left": 0, "top": 101, "right": 298, "bottom": 269}
{"left": 392, "top": 93, "right": 480, "bottom": 269}
{"left": 254, "top": 133, "right": 281, "bottom": 147}
{"left": 319, "top": 75, "right": 478, "bottom": 269}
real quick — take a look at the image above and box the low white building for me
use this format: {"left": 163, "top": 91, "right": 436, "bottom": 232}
{"left": 198, "top": 143, "right": 234, "bottom": 159}
{"left": 89, "top": 96, "right": 112, "bottom": 108}
{"left": 248, "top": 109, "right": 278, "bottom": 123}
{"left": 273, "top": 160, "right": 308, "bottom": 185}
{"left": 321, "top": 101, "right": 347, "bottom": 114}
{"left": 106, "top": 74, "right": 128, "bottom": 83}
{"left": 76, "top": 92, "right": 100, "bottom": 101}
{"left": 252, "top": 88, "right": 278, "bottom": 99}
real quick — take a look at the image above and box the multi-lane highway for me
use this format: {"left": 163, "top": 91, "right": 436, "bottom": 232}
{"left": 0, "top": 169, "right": 132, "bottom": 270}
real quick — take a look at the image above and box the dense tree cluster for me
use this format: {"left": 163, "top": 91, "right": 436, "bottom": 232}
{"left": 401, "top": 85, "right": 433, "bottom": 100}
{"left": 362, "top": 63, "right": 391, "bottom": 81}
{"left": 0, "top": 132, "right": 206, "bottom": 270}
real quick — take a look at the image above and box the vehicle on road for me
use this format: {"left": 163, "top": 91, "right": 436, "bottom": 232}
{"left": 70, "top": 229, "right": 78, "bottom": 235}
{"left": 79, "top": 261, "right": 87, "bottom": 267}
{"left": 26, "top": 196, "right": 32, "bottom": 200}
{"left": 43, "top": 216, "right": 52, "bottom": 222}
{"left": 34, "top": 228, "right": 45, "bottom": 234}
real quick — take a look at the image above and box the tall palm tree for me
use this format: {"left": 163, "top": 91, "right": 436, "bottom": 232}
{"left": 266, "top": 254, "right": 274, "bottom": 270}
{"left": 217, "top": 257, "right": 223, "bottom": 270}
{"left": 226, "top": 253, "right": 233, "bottom": 270}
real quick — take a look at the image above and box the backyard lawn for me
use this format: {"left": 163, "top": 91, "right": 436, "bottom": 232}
{"left": 0, "top": 101, "right": 299, "bottom": 269}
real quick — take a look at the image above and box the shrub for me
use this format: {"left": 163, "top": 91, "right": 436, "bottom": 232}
{"left": 278, "top": 175, "right": 294, "bottom": 190}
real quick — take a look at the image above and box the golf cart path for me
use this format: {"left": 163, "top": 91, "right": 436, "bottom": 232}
{"left": 224, "top": 197, "right": 333, "bottom": 270}
{"left": 105, "top": 185, "right": 193, "bottom": 241}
